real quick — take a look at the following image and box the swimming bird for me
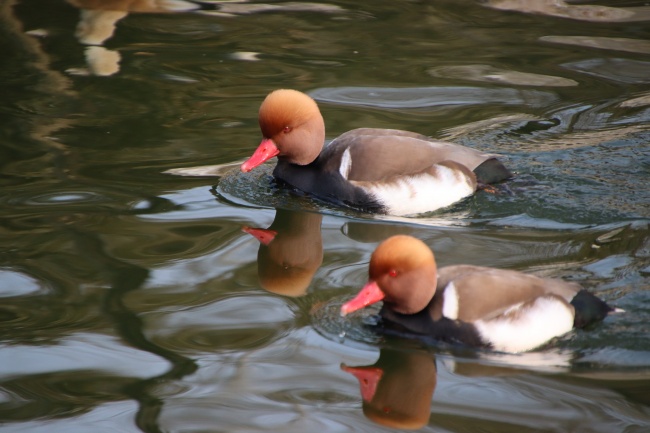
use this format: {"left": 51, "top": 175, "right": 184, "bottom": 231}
{"left": 341, "top": 235, "right": 617, "bottom": 352}
{"left": 241, "top": 89, "right": 512, "bottom": 216}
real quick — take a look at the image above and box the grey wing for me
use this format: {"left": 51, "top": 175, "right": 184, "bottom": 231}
{"left": 326, "top": 133, "right": 492, "bottom": 182}
{"left": 439, "top": 265, "right": 581, "bottom": 322}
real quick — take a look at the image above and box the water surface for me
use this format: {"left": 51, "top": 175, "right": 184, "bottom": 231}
{"left": 1, "top": 1, "right": 649, "bottom": 432}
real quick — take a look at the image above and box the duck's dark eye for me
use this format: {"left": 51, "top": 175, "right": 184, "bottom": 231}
{"left": 283, "top": 126, "right": 292, "bottom": 133}
{"left": 388, "top": 269, "right": 398, "bottom": 277}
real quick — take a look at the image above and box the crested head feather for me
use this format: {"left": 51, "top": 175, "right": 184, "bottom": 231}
{"left": 369, "top": 235, "right": 438, "bottom": 314}
{"left": 259, "top": 89, "right": 321, "bottom": 138}
{"left": 370, "top": 235, "right": 436, "bottom": 278}
{"left": 257, "top": 89, "right": 326, "bottom": 165}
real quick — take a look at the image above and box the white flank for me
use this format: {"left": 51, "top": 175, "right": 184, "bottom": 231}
{"left": 339, "top": 147, "right": 352, "bottom": 179}
{"left": 442, "top": 282, "right": 459, "bottom": 320}
{"left": 473, "top": 296, "right": 574, "bottom": 353}
{"left": 354, "top": 164, "right": 474, "bottom": 216}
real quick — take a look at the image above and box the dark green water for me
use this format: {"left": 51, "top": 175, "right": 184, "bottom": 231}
{"left": 1, "top": 1, "right": 649, "bottom": 431}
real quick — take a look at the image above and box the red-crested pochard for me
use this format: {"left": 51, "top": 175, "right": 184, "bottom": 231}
{"left": 341, "top": 235, "right": 617, "bottom": 352}
{"left": 241, "top": 89, "right": 512, "bottom": 216}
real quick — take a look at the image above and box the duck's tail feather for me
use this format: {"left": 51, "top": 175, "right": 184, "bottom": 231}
{"left": 571, "top": 289, "right": 617, "bottom": 328}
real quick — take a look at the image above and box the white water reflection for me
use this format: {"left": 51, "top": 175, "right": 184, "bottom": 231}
{"left": 0, "top": 333, "right": 170, "bottom": 378}
{"left": 542, "top": 35, "right": 650, "bottom": 55}
{"left": 434, "top": 365, "right": 650, "bottom": 433}
{"left": 485, "top": 0, "right": 650, "bottom": 23}
{"left": 429, "top": 64, "right": 577, "bottom": 87}
{"left": 310, "top": 86, "right": 558, "bottom": 109}
{"left": 561, "top": 58, "right": 650, "bottom": 84}
{"left": 620, "top": 91, "right": 650, "bottom": 108}
{"left": 6, "top": 401, "right": 141, "bottom": 433}
{"left": 0, "top": 271, "right": 45, "bottom": 297}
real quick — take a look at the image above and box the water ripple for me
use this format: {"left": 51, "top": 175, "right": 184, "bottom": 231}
{"left": 310, "top": 86, "right": 557, "bottom": 110}
{"left": 311, "top": 295, "right": 383, "bottom": 350}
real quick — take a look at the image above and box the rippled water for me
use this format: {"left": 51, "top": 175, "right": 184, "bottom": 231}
{"left": 1, "top": 0, "right": 650, "bottom": 431}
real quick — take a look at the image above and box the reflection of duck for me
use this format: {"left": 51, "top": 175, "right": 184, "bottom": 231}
{"left": 243, "top": 209, "right": 323, "bottom": 296}
{"left": 342, "top": 347, "right": 574, "bottom": 429}
{"left": 66, "top": 0, "right": 208, "bottom": 75}
{"left": 65, "top": 2, "right": 345, "bottom": 76}
{"left": 68, "top": 0, "right": 205, "bottom": 45}
{"left": 342, "top": 348, "right": 436, "bottom": 430}
{"left": 342, "top": 235, "right": 618, "bottom": 352}
{"left": 241, "top": 89, "right": 512, "bottom": 215}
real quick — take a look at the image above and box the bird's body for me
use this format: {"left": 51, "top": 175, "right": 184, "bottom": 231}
{"left": 341, "top": 236, "right": 617, "bottom": 352}
{"left": 241, "top": 90, "right": 511, "bottom": 215}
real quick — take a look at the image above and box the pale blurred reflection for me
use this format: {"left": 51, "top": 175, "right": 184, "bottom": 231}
{"left": 620, "top": 91, "right": 650, "bottom": 108}
{"left": 484, "top": 0, "right": 650, "bottom": 22}
{"left": 68, "top": 0, "right": 218, "bottom": 44}
{"left": 541, "top": 35, "right": 650, "bottom": 55}
{"left": 560, "top": 58, "right": 650, "bottom": 84}
{"left": 66, "top": 0, "right": 204, "bottom": 75}
{"left": 68, "top": 0, "right": 205, "bottom": 45}
{"left": 429, "top": 64, "right": 577, "bottom": 87}
{"left": 64, "top": 0, "right": 345, "bottom": 76}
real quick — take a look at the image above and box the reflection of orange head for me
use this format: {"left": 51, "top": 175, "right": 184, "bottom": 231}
{"left": 244, "top": 210, "right": 323, "bottom": 297}
{"left": 343, "top": 349, "right": 437, "bottom": 430}
{"left": 243, "top": 224, "right": 319, "bottom": 296}
{"left": 257, "top": 232, "right": 322, "bottom": 296}
{"left": 256, "top": 231, "right": 323, "bottom": 297}
{"left": 257, "top": 248, "right": 317, "bottom": 297}
{"left": 257, "top": 266, "right": 314, "bottom": 296}
{"left": 362, "top": 388, "right": 433, "bottom": 430}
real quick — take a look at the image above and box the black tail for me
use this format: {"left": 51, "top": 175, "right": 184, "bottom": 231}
{"left": 570, "top": 290, "right": 614, "bottom": 328}
{"left": 188, "top": 1, "right": 220, "bottom": 11}
{"left": 473, "top": 158, "right": 513, "bottom": 185}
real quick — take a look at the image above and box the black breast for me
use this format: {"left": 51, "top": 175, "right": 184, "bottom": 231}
{"left": 273, "top": 158, "right": 385, "bottom": 213}
{"left": 473, "top": 158, "right": 512, "bottom": 184}
{"left": 378, "top": 307, "right": 489, "bottom": 349}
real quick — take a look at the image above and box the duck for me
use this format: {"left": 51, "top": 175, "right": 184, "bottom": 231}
{"left": 340, "top": 235, "right": 618, "bottom": 352}
{"left": 240, "top": 89, "right": 512, "bottom": 216}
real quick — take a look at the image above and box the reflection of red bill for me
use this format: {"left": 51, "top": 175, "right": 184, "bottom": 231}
{"left": 241, "top": 138, "right": 280, "bottom": 172}
{"left": 340, "top": 280, "right": 385, "bottom": 316}
{"left": 242, "top": 227, "right": 277, "bottom": 246}
{"left": 341, "top": 364, "right": 384, "bottom": 402}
